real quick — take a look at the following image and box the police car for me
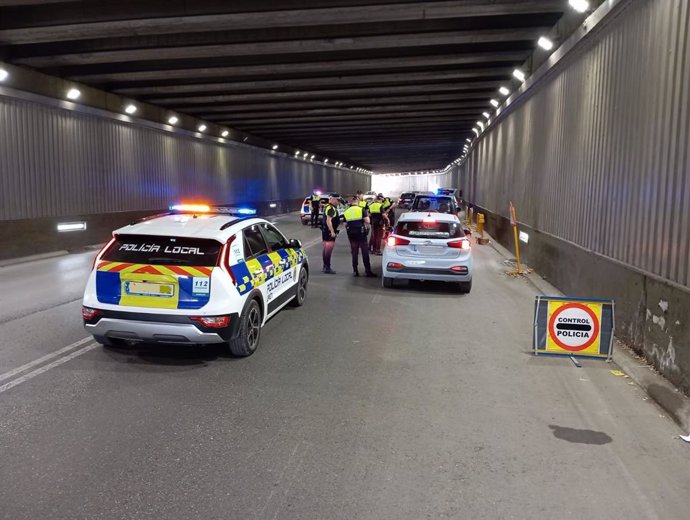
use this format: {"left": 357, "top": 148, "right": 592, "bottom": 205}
{"left": 382, "top": 211, "right": 472, "bottom": 293}
{"left": 299, "top": 193, "right": 346, "bottom": 225}
{"left": 82, "top": 204, "right": 309, "bottom": 356}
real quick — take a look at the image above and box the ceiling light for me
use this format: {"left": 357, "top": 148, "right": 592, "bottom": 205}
{"left": 272, "top": 144, "right": 278, "bottom": 150}
{"left": 66, "top": 88, "right": 81, "bottom": 100}
{"left": 168, "top": 116, "right": 179, "bottom": 125}
{"left": 466, "top": 138, "right": 472, "bottom": 143}
{"left": 0, "top": 68, "right": 8, "bottom": 81}
{"left": 295, "top": 150, "right": 300, "bottom": 156}
{"left": 490, "top": 99, "right": 499, "bottom": 108}
{"left": 472, "top": 128, "right": 479, "bottom": 136}
{"left": 483, "top": 112, "right": 490, "bottom": 119}
{"left": 197, "top": 124, "right": 207, "bottom": 132}
{"left": 124, "top": 104, "right": 137, "bottom": 114}
{"left": 310, "top": 154, "right": 315, "bottom": 160}
{"left": 303, "top": 152, "right": 309, "bottom": 158}
{"left": 538, "top": 36, "right": 554, "bottom": 50}
{"left": 499, "top": 86, "right": 510, "bottom": 96}
{"left": 569, "top": 0, "right": 589, "bottom": 13}
{"left": 476, "top": 121, "right": 485, "bottom": 130}
{"left": 221, "top": 130, "right": 229, "bottom": 137}
{"left": 324, "top": 159, "right": 328, "bottom": 163}
{"left": 513, "top": 69, "right": 526, "bottom": 82}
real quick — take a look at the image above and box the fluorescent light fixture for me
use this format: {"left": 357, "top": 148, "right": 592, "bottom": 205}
{"left": 221, "top": 130, "right": 229, "bottom": 137}
{"left": 168, "top": 116, "right": 179, "bottom": 125}
{"left": 271, "top": 144, "right": 278, "bottom": 150}
{"left": 519, "top": 231, "right": 530, "bottom": 244}
{"left": 466, "top": 138, "right": 472, "bottom": 142}
{"left": 0, "top": 68, "right": 8, "bottom": 81}
{"left": 476, "top": 121, "right": 485, "bottom": 131}
{"left": 324, "top": 159, "right": 328, "bottom": 163}
{"left": 197, "top": 124, "right": 207, "bottom": 132}
{"left": 66, "top": 88, "right": 81, "bottom": 100}
{"left": 513, "top": 69, "right": 526, "bottom": 82}
{"left": 569, "top": 0, "right": 589, "bottom": 12}
{"left": 499, "top": 86, "right": 510, "bottom": 96}
{"left": 269, "top": 203, "right": 277, "bottom": 208}
{"left": 483, "top": 111, "right": 490, "bottom": 119}
{"left": 57, "top": 221, "right": 87, "bottom": 232}
{"left": 124, "top": 104, "right": 137, "bottom": 114}
{"left": 472, "top": 128, "right": 480, "bottom": 136}
{"left": 310, "top": 154, "right": 315, "bottom": 160}
{"left": 538, "top": 36, "right": 554, "bottom": 50}
{"left": 303, "top": 152, "right": 309, "bottom": 158}
{"left": 490, "top": 99, "right": 499, "bottom": 108}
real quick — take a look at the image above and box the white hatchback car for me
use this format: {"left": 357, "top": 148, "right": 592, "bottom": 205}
{"left": 82, "top": 204, "right": 309, "bottom": 356}
{"left": 382, "top": 211, "right": 472, "bottom": 293}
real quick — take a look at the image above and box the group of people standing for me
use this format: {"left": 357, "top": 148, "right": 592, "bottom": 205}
{"left": 319, "top": 190, "right": 396, "bottom": 277}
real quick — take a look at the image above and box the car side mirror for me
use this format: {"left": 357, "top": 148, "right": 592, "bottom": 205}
{"left": 288, "top": 239, "right": 302, "bottom": 249}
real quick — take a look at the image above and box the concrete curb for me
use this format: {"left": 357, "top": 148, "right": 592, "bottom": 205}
{"left": 479, "top": 229, "right": 690, "bottom": 435}
{"left": 0, "top": 250, "right": 69, "bottom": 268}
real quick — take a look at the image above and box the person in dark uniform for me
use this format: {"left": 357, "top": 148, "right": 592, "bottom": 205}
{"left": 310, "top": 192, "right": 321, "bottom": 228}
{"left": 382, "top": 194, "right": 396, "bottom": 227}
{"left": 343, "top": 197, "right": 377, "bottom": 277}
{"left": 367, "top": 195, "right": 385, "bottom": 255}
{"left": 321, "top": 195, "right": 340, "bottom": 274}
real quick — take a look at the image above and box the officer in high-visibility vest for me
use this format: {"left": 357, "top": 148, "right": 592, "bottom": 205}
{"left": 367, "top": 195, "right": 385, "bottom": 255}
{"left": 381, "top": 194, "right": 396, "bottom": 227}
{"left": 321, "top": 195, "right": 340, "bottom": 274}
{"left": 310, "top": 192, "right": 321, "bottom": 228}
{"left": 343, "top": 197, "right": 377, "bottom": 277}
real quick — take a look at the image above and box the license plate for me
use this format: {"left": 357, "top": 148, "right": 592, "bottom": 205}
{"left": 125, "top": 281, "right": 175, "bottom": 297}
{"left": 413, "top": 245, "right": 444, "bottom": 255}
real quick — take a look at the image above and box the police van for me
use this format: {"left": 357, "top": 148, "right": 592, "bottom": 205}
{"left": 82, "top": 204, "right": 309, "bottom": 356}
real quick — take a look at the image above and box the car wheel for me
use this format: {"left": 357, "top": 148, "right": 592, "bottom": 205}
{"left": 301, "top": 219, "right": 309, "bottom": 225}
{"left": 229, "top": 299, "right": 262, "bottom": 357}
{"left": 382, "top": 276, "right": 394, "bottom": 288}
{"left": 93, "top": 335, "right": 128, "bottom": 348}
{"left": 289, "top": 267, "right": 308, "bottom": 307}
{"left": 458, "top": 280, "right": 472, "bottom": 294}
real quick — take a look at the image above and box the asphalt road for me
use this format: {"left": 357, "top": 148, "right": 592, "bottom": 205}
{"left": 1, "top": 213, "right": 689, "bottom": 520}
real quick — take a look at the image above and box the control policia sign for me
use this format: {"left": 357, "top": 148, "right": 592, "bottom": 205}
{"left": 533, "top": 296, "right": 615, "bottom": 359}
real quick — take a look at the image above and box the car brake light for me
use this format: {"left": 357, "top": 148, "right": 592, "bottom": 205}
{"left": 82, "top": 307, "right": 103, "bottom": 320}
{"left": 423, "top": 217, "right": 436, "bottom": 223}
{"left": 191, "top": 315, "right": 231, "bottom": 328}
{"left": 218, "top": 236, "right": 236, "bottom": 284}
{"left": 387, "top": 236, "right": 410, "bottom": 247}
{"left": 387, "top": 262, "right": 404, "bottom": 269}
{"left": 451, "top": 266, "right": 469, "bottom": 273}
{"left": 448, "top": 239, "right": 471, "bottom": 250}
{"left": 92, "top": 236, "right": 117, "bottom": 269}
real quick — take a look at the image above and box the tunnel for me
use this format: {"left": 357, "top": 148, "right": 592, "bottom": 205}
{"left": 1, "top": 1, "right": 690, "bottom": 518}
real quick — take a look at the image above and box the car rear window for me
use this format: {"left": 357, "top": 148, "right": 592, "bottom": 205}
{"left": 103, "top": 235, "right": 221, "bottom": 266}
{"left": 395, "top": 220, "right": 463, "bottom": 239}
{"left": 400, "top": 192, "right": 415, "bottom": 198}
{"left": 412, "top": 196, "right": 455, "bottom": 212}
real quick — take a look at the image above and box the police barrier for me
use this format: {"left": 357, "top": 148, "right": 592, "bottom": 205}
{"left": 533, "top": 296, "right": 615, "bottom": 360}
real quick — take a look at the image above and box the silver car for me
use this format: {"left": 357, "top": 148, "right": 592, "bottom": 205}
{"left": 382, "top": 212, "right": 472, "bottom": 293}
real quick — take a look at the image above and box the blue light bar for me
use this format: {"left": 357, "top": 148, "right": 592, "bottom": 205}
{"left": 236, "top": 208, "right": 257, "bottom": 215}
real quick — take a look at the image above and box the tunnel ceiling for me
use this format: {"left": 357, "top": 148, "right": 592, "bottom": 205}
{"left": 0, "top": 0, "right": 567, "bottom": 173}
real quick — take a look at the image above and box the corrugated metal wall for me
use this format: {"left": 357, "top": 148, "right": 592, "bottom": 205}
{"left": 457, "top": 0, "right": 690, "bottom": 288}
{"left": 0, "top": 95, "right": 370, "bottom": 221}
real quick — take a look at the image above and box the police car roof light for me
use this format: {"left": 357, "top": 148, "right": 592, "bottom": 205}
{"left": 169, "top": 203, "right": 211, "bottom": 213}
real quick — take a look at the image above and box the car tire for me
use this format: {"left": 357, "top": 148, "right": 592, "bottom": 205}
{"left": 301, "top": 219, "right": 309, "bottom": 225}
{"left": 458, "top": 280, "right": 472, "bottom": 294}
{"left": 228, "top": 299, "right": 262, "bottom": 357}
{"left": 93, "top": 335, "right": 128, "bottom": 348}
{"left": 382, "top": 276, "right": 394, "bottom": 288}
{"left": 289, "top": 267, "right": 308, "bottom": 307}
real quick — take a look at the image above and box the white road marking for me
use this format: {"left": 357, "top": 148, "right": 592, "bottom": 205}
{"left": 0, "top": 341, "right": 98, "bottom": 394}
{"left": 0, "top": 336, "right": 93, "bottom": 383}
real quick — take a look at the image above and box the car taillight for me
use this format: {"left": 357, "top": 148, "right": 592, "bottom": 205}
{"left": 448, "top": 239, "right": 470, "bottom": 250}
{"left": 91, "top": 236, "right": 117, "bottom": 269}
{"left": 218, "top": 236, "right": 236, "bottom": 284}
{"left": 451, "top": 266, "right": 469, "bottom": 274}
{"left": 387, "top": 262, "right": 404, "bottom": 270}
{"left": 191, "top": 315, "right": 231, "bottom": 328}
{"left": 82, "top": 307, "right": 103, "bottom": 320}
{"left": 387, "top": 236, "right": 410, "bottom": 247}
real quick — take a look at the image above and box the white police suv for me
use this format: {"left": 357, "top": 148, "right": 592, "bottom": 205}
{"left": 82, "top": 204, "right": 309, "bottom": 356}
{"left": 382, "top": 211, "right": 472, "bottom": 293}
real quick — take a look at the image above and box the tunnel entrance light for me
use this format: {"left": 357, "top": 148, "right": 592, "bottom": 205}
{"left": 569, "top": 0, "right": 589, "bottom": 12}
{"left": 490, "top": 99, "right": 499, "bottom": 108}
{"left": 197, "top": 124, "right": 207, "bottom": 132}
{"left": 499, "top": 86, "right": 510, "bottom": 96}
{"left": 0, "top": 68, "right": 7, "bottom": 81}
{"left": 124, "top": 104, "right": 137, "bottom": 114}
{"left": 513, "top": 69, "right": 526, "bottom": 82}
{"left": 221, "top": 129, "right": 229, "bottom": 137}
{"left": 538, "top": 37, "right": 554, "bottom": 50}
{"left": 66, "top": 88, "right": 81, "bottom": 100}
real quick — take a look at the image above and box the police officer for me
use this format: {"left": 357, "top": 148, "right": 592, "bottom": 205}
{"left": 343, "top": 197, "right": 377, "bottom": 277}
{"left": 310, "top": 192, "right": 321, "bottom": 228}
{"left": 321, "top": 195, "right": 340, "bottom": 274}
{"left": 356, "top": 190, "right": 368, "bottom": 208}
{"left": 367, "top": 195, "right": 385, "bottom": 255}
{"left": 382, "top": 194, "right": 395, "bottom": 227}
